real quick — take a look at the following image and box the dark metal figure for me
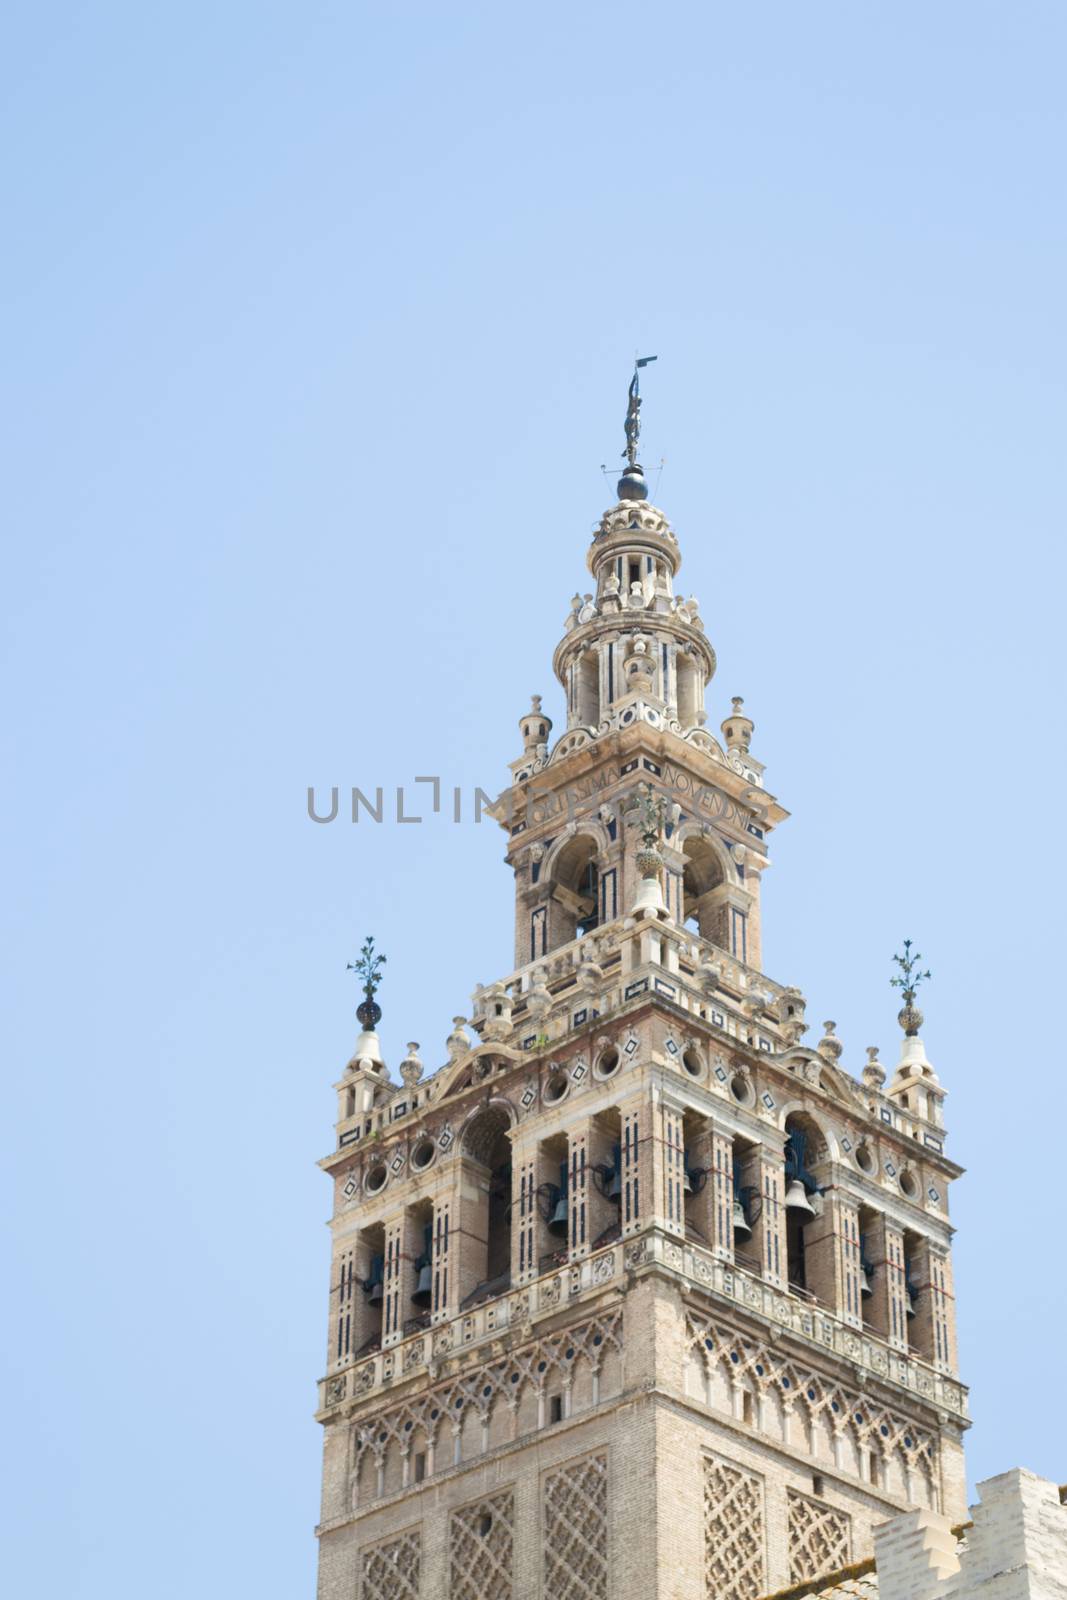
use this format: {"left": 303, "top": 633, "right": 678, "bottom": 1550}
{"left": 623, "top": 354, "right": 657, "bottom": 466}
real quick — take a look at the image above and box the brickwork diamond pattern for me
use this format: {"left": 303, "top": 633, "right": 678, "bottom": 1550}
{"left": 787, "top": 1491, "right": 851, "bottom": 1584}
{"left": 361, "top": 1529, "right": 421, "bottom": 1600}
{"left": 450, "top": 1490, "right": 514, "bottom": 1600}
{"left": 703, "top": 1455, "right": 765, "bottom": 1600}
{"left": 544, "top": 1453, "right": 609, "bottom": 1600}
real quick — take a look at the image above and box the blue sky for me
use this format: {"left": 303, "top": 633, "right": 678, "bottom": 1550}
{"left": 3, "top": 4, "right": 1065, "bottom": 1595}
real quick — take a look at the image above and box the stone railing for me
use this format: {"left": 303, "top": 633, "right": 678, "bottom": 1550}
{"left": 640, "top": 1228, "right": 968, "bottom": 1419}
{"left": 318, "top": 1226, "right": 967, "bottom": 1421}
{"left": 319, "top": 1237, "right": 624, "bottom": 1411}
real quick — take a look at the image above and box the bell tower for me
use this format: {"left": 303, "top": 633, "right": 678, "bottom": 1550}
{"left": 314, "top": 374, "right": 968, "bottom": 1600}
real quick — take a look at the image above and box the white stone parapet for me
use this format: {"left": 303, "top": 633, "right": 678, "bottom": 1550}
{"left": 317, "top": 1225, "right": 968, "bottom": 1424}
{"left": 874, "top": 1468, "right": 1067, "bottom": 1600}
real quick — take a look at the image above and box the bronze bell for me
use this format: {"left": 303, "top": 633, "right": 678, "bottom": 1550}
{"left": 784, "top": 1179, "right": 816, "bottom": 1219}
{"left": 606, "top": 1143, "right": 622, "bottom": 1203}
{"left": 548, "top": 1161, "right": 569, "bottom": 1236}
{"left": 412, "top": 1225, "right": 433, "bottom": 1306}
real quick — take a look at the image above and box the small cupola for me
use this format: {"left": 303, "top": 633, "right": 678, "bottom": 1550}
{"left": 519, "top": 694, "right": 552, "bottom": 753}
{"left": 721, "top": 696, "right": 754, "bottom": 753}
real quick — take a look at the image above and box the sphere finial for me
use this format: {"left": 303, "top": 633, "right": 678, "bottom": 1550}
{"left": 617, "top": 463, "right": 648, "bottom": 500}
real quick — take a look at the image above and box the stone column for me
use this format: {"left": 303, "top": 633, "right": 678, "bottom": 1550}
{"left": 755, "top": 1147, "right": 786, "bottom": 1286}
{"left": 804, "top": 1190, "right": 862, "bottom": 1323}
{"left": 510, "top": 1138, "right": 542, "bottom": 1285}
{"left": 381, "top": 1213, "right": 407, "bottom": 1347}
{"left": 708, "top": 1127, "right": 736, "bottom": 1258}
{"left": 567, "top": 1123, "right": 592, "bottom": 1258}
{"left": 652, "top": 1098, "right": 687, "bottom": 1238}
{"left": 867, "top": 1215, "right": 909, "bottom": 1352}
{"left": 430, "top": 1194, "right": 454, "bottom": 1323}
{"left": 619, "top": 1093, "right": 645, "bottom": 1237}
{"left": 909, "top": 1238, "right": 958, "bottom": 1372}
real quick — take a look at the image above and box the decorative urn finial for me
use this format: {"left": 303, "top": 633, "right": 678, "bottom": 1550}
{"left": 722, "top": 696, "right": 754, "bottom": 754}
{"left": 399, "top": 1042, "right": 423, "bottom": 1089}
{"left": 446, "top": 1016, "right": 471, "bottom": 1060}
{"left": 890, "top": 939, "right": 931, "bottom": 1037}
{"left": 817, "top": 1020, "right": 843, "bottom": 1062}
{"left": 863, "top": 1045, "right": 886, "bottom": 1090}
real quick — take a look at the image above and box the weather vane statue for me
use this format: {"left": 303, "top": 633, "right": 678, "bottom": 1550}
{"left": 348, "top": 935, "right": 387, "bottom": 1028}
{"left": 623, "top": 354, "right": 658, "bottom": 468}
{"left": 890, "top": 938, "right": 931, "bottom": 1037}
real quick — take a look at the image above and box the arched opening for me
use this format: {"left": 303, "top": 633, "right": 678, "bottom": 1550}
{"left": 682, "top": 1109, "right": 713, "bottom": 1245}
{"left": 548, "top": 833, "right": 601, "bottom": 947}
{"left": 353, "top": 1221, "right": 385, "bottom": 1355}
{"left": 783, "top": 1113, "right": 827, "bottom": 1299}
{"left": 858, "top": 1203, "right": 883, "bottom": 1335}
{"left": 459, "top": 1108, "right": 513, "bottom": 1307}
{"left": 588, "top": 1107, "right": 623, "bottom": 1250}
{"left": 682, "top": 836, "right": 726, "bottom": 943}
{"left": 405, "top": 1199, "right": 434, "bottom": 1334}
{"left": 576, "top": 651, "right": 600, "bottom": 728}
{"left": 903, "top": 1229, "right": 929, "bottom": 1357}
{"left": 731, "top": 1134, "right": 762, "bottom": 1271}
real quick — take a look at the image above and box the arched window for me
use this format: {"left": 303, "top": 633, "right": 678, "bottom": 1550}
{"left": 459, "top": 1109, "right": 513, "bottom": 1307}
{"left": 576, "top": 651, "right": 600, "bottom": 728}
{"left": 676, "top": 651, "right": 702, "bottom": 726}
{"left": 682, "top": 836, "right": 726, "bottom": 942}
{"left": 548, "top": 833, "right": 601, "bottom": 947}
{"left": 783, "top": 1114, "right": 828, "bottom": 1299}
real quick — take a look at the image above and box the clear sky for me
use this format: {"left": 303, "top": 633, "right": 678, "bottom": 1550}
{"left": 3, "top": 4, "right": 1065, "bottom": 1595}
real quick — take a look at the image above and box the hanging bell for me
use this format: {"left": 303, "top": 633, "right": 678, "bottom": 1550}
{"left": 860, "top": 1266, "right": 874, "bottom": 1299}
{"left": 905, "top": 1287, "right": 918, "bottom": 1318}
{"left": 364, "top": 1254, "right": 385, "bottom": 1305}
{"left": 682, "top": 1165, "right": 694, "bottom": 1195}
{"left": 412, "top": 1262, "right": 433, "bottom": 1307}
{"left": 784, "top": 1179, "right": 816, "bottom": 1219}
{"left": 547, "top": 1161, "right": 569, "bottom": 1236}
{"left": 732, "top": 1197, "right": 752, "bottom": 1244}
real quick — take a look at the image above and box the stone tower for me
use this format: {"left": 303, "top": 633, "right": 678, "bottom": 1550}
{"left": 314, "top": 411, "right": 968, "bottom": 1600}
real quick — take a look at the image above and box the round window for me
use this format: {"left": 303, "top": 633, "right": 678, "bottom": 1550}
{"left": 682, "top": 1049, "right": 703, "bottom": 1079}
{"left": 411, "top": 1138, "right": 435, "bottom": 1172}
{"left": 544, "top": 1071, "right": 568, "bottom": 1104}
{"left": 899, "top": 1167, "right": 919, "bottom": 1200}
{"left": 365, "top": 1162, "right": 388, "bottom": 1194}
{"left": 730, "top": 1071, "right": 753, "bottom": 1106}
{"left": 595, "top": 1047, "right": 620, "bottom": 1079}
{"left": 855, "top": 1141, "right": 876, "bottom": 1176}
